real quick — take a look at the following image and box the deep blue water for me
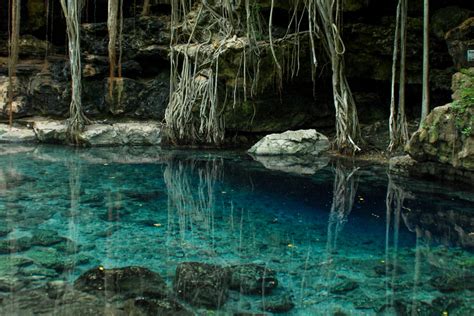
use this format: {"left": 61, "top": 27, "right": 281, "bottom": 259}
{"left": 0, "top": 145, "right": 473, "bottom": 315}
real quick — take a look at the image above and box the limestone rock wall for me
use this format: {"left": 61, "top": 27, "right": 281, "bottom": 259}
{"left": 0, "top": 0, "right": 473, "bottom": 135}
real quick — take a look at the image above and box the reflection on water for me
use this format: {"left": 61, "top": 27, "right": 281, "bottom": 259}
{"left": 0, "top": 145, "right": 473, "bottom": 315}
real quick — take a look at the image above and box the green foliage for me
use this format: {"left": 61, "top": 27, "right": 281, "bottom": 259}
{"left": 451, "top": 77, "right": 474, "bottom": 137}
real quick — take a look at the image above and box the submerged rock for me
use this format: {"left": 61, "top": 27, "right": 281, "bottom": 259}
{"left": 373, "top": 263, "right": 406, "bottom": 276}
{"left": 0, "top": 237, "right": 32, "bottom": 254}
{"left": 174, "top": 262, "right": 230, "bottom": 308}
{"left": 229, "top": 264, "right": 278, "bottom": 295}
{"left": 261, "top": 294, "right": 295, "bottom": 313}
{"left": 329, "top": 280, "right": 359, "bottom": 294}
{"left": 74, "top": 266, "right": 168, "bottom": 299}
{"left": 30, "top": 229, "right": 66, "bottom": 247}
{"left": 430, "top": 274, "right": 474, "bottom": 292}
{"left": 248, "top": 129, "right": 329, "bottom": 156}
{"left": 124, "top": 297, "right": 193, "bottom": 316}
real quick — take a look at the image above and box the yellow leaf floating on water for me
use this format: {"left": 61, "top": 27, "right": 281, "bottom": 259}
{"left": 153, "top": 223, "right": 162, "bottom": 227}
{"left": 288, "top": 244, "right": 295, "bottom": 248}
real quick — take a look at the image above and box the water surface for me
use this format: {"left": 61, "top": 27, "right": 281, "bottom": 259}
{"left": 0, "top": 145, "right": 473, "bottom": 315}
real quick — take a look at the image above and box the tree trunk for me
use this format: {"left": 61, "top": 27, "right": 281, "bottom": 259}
{"left": 421, "top": 0, "right": 430, "bottom": 123}
{"left": 388, "top": 0, "right": 409, "bottom": 152}
{"left": 60, "top": 0, "right": 89, "bottom": 144}
{"left": 316, "top": 0, "right": 362, "bottom": 153}
{"left": 108, "top": 0, "right": 119, "bottom": 96}
{"left": 142, "top": 0, "right": 150, "bottom": 16}
{"left": 8, "top": 0, "right": 21, "bottom": 127}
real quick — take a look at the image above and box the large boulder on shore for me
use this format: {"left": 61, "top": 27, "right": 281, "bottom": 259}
{"left": 407, "top": 69, "right": 474, "bottom": 171}
{"left": 248, "top": 129, "right": 330, "bottom": 156}
{"left": 31, "top": 119, "right": 162, "bottom": 146}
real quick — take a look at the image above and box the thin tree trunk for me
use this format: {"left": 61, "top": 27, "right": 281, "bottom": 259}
{"left": 142, "top": 0, "right": 150, "bottom": 16}
{"left": 388, "top": 0, "right": 409, "bottom": 152}
{"left": 421, "top": 0, "right": 430, "bottom": 123}
{"left": 108, "top": 0, "right": 119, "bottom": 96}
{"left": 60, "top": 0, "right": 89, "bottom": 144}
{"left": 398, "top": 0, "right": 409, "bottom": 145}
{"left": 8, "top": 0, "right": 21, "bottom": 127}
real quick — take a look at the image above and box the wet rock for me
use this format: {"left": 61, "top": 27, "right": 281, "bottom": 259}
{"left": 430, "top": 274, "right": 474, "bottom": 292}
{"left": 74, "top": 266, "right": 168, "bottom": 299}
{"left": 248, "top": 129, "right": 329, "bottom": 156}
{"left": 0, "top": 237, "right": 32, "bottom": 254}
{"left": 229, "top": 264, "right": 278, "bottom": 295}
{"left": 329, "top": 280, "right": 359, "bottom": 294}
{"left": 174, "top": 262, "right": 230, "bottom": 308}
{"left": 124, "top": 297, "right": 193, "bottom": 316}
{"left": 261, "top": 294, "right": 295, "bottom": 313}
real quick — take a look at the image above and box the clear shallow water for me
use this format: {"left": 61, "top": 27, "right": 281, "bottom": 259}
{"left": 0, "top": 145, "right": 473, "bottom": 315}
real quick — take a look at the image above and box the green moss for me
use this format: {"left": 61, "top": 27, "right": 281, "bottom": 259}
{"left": 451, "top": 78, "right": 474, "bottom": 137}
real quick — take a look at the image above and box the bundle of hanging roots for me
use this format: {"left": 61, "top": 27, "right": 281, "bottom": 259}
{"left": 164, "top": 0, "right": 361, "bottom": 152}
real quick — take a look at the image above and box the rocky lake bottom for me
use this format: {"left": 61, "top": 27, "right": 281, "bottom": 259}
{"left": 0, "top": 145, "right": 473, "bottom": 315}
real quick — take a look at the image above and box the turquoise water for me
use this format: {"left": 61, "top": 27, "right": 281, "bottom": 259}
{"left": 0, "top": 145, "right": 473, "bottom": 315}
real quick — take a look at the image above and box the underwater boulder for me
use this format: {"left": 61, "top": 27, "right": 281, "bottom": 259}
{"left": 248, "top": 129, "right": 329, "bottom": 156}
{"left": 0, "top": 237, "right": 32, "bottom": 254}
{"left": 260, "top": 294, "right": 295, "bottom": 313}
{"left": 30, "top": 229, "right": 66, "bottom": 247}
{"left": 124, "top": 297, "right": 194, "bottom": 316}
{"left": 174, "top": 262, "right": 230, "bottom": 308}
{"left": 229, "top": 264, "right": 278, "bottom": 295}
{"left": 430, "top": 274, "right": 474, "bottom": 292}
{"left": 329, "top": 279, "right": 359, "bottom": 294}
{"left": 74, "top": 266, "right": 168, "bottom": 299}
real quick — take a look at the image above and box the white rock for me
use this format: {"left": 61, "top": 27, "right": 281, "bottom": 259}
{"left": 82, "top": 122, "right": 162, "bottom": 146}
{"left": 31, "top": 119, "right": 162, "bottom": 146}
{"left": 32, "top": 119, "right": 68, "bottom": 143}
{"left": 248, "top": 129, "right": 330, "bottom": 155}
{"left": 0, "top": 124, "right": 37, "bottom": 143}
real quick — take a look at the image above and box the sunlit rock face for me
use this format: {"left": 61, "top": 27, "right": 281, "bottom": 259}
{"left": 248, "top": 129, "right": 330, "bottom": 156}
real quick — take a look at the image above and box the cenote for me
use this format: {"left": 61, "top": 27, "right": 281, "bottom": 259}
{"left": 0, "top": 145, "right": 473, "bottom": 315}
